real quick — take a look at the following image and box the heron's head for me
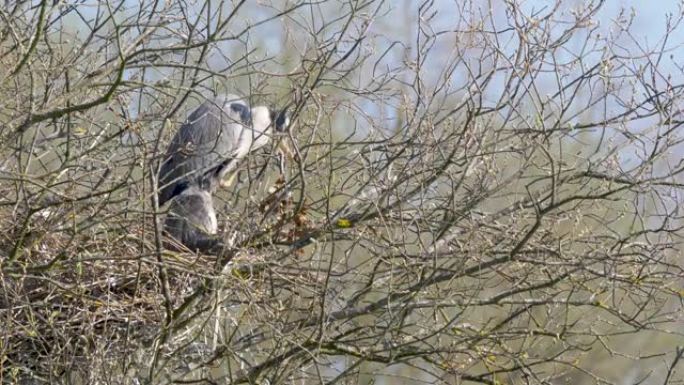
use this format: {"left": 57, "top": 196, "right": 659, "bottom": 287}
{"left": 251, "top": 105, "right": 290, "bottom": 135}
{"left": 250, "top": 106, "right": 272, "bottom": 134}
{"left": 251, "top": 105, "right": 294, "bottom": 161}
{"left": 249, "top": 106, "right": 275, "bottom": 151}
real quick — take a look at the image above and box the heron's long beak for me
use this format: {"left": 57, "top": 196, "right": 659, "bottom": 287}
{"left": 276, "top": 138, "right": 295, "bottom": 161}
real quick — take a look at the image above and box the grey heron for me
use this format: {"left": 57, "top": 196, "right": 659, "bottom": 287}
{"left": 158, "top": 94, "right": 290, "bottom": 206}
{"left": 163, "top": 182, "right": 222, "bottom": 252}
{"left": 159, "top": 93, "right": 292, "bottom": 252}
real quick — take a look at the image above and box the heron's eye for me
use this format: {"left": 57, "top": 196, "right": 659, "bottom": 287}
{"left": 229, "top": 103, "right": 251, "bottom": 124}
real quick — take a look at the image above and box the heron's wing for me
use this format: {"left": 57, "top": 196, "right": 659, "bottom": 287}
{"left": 200, "top": 97, "right": 253, "bottom": 192}
{"left": 158, "top": 95, "right": 250, "bottom": 204}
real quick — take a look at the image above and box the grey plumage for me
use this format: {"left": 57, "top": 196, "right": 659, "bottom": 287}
{"left": 163, "top": 184, "right": 225, "bottom": 253}
{"left": 158, "top": 94, "right": 275, "bottom": 206}
{"left": 159, "top": 93, "right": 291, "bottom": 254}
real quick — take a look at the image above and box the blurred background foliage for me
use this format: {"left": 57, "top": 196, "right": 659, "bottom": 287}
{"left": 1, "top": 0, "right": 684, "bottom": 384}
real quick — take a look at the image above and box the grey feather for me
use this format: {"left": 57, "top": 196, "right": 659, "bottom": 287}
{"left": 159, "top": 95, "right": 245, "bottom": 205}
{"left": 158, "top": 94, "right": 275, "bottom": 205}
{"left": 163, "top": 184, "right": 225, "bottom": 253}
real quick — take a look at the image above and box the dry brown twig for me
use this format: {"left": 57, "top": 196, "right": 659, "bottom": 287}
{"left": 1, "top": 0, "right": 684, "bottom": 384}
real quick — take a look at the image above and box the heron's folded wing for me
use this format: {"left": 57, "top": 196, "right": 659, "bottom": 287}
{"left": 159, "top": 96, "right": 250, "bottom": 202}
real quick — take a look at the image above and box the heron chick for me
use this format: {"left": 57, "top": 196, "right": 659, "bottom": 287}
{"left": 163, "top": 182, "right": 225, "bottom": 253}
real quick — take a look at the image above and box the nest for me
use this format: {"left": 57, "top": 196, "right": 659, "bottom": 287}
{"left": 0, "top": 177, "right": 312, "bottom": 383}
